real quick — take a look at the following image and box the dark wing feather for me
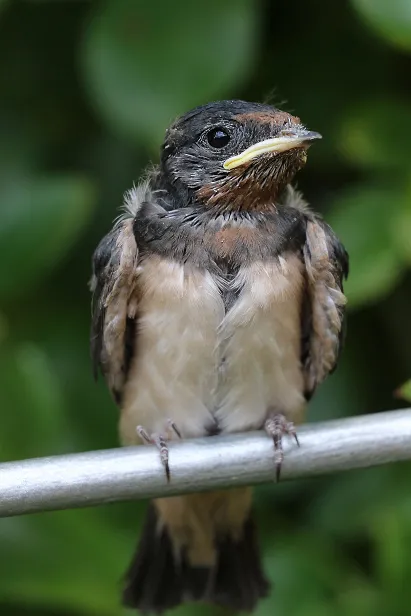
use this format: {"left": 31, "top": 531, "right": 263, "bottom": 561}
{"left": 301, "top": 217, "right": 349, "bottom": 400}
{"left": 90, "top": 218, "right": 138, "bottom": 404}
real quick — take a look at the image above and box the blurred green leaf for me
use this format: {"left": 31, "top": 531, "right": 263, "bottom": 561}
{"left": 308, "top": 464, "right": 406, "bottom": 536}
{"left": 395, "top": 379, "right": 411, "bottom": 402}
{"left": 0, "top": 175, "right": 95, "bottom": 302}
{"left": 0, "top": 343, "right": 72, "bottom": 460}
{"left": 0, "top": 508, "right": 130, "bottom": 616}
{"left": 82, "top": 0, "right": 259, "bottom": 145}
{"left": 370, "top": 496, "right": 411, "bottom": 614}
{"left": 352, "top": 0, "right": 411, "bottom": 52}
{"left": 168, "top": 603, "right": 228, "bottom": 616}
{"left": 372, "top": 508, "right": 407, "bottom": 594}
{"left": 336, "top": 583, "right": 382, "bottom": 616}
{"left": 338, "top": 100, "right": 411, "bottom": 170}
{"left": 0, "top": 311, "right": 8, "bottom": 344}
{"left": 256, "top": 535, "right": 346, "bottom": 616}
{"left": 327, "top": 187, "right": 405, "bottom": 307}
{"left": 391, "top": 184, "right": 411, "bottom": 263}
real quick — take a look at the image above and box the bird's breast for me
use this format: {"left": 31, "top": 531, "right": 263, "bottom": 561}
{"left": 120, "top": 251, "right": 306, "bottom": 444}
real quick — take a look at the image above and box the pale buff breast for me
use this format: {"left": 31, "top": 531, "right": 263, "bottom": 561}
{"left": 120, "top": 255, "right": 225, "bottom": 444}
{"left": 120, "top": 253, "right": 306, "bottom": 445}
{"left": 215, "top": 255, "right": 306, "bottom": 433}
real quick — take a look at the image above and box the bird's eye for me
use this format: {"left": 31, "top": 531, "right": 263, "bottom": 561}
{"left": 207, "top": 127, "right": 230, "bottom": 148}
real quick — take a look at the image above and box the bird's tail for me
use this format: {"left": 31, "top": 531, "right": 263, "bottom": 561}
{"left": 122, "top": 499, "right": 270, "bottom": 613}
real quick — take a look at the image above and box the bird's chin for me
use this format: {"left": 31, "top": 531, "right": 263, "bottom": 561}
{"left": 265, "top": 146, "right": 308, "bottom": 166}
{"left": 196, "top": 150, "right": 308, "bottom": 212}
{"left": 247, "top": 148, "right": 308, "bottom": 184}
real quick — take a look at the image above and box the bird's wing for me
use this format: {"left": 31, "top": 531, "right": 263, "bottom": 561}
{"left": 90, "top": 217, "right": 139, "bottom": 404}
{"left": 301, "top": 217, "right": 349, "bottom": 399}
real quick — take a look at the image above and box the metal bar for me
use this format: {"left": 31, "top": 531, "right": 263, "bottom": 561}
{"left": 1, "top": 409, "right": 411, "bottom": 518}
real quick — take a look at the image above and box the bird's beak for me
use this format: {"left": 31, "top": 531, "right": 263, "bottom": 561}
{"left": 223, "top": 128, "right": 322, "bottom": 170}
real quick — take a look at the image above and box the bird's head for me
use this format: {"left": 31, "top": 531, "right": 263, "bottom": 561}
{"left": 160, "top": 100, "right": 321, "bottom": 212}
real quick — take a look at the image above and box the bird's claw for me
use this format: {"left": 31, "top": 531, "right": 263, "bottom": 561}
{"left": 264, "top": 413, "right": 299, "bottom": 482}
{"left": 137, "top": 419, "right": 181, "bottom": 482}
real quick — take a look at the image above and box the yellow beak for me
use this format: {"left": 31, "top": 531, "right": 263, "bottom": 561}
{"left": 223, "top": 130, "right": 322, "bottom": 170}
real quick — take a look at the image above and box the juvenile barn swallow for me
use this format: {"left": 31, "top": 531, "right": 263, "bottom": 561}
{"left": 90, "top": 100, "right": 348, "bottom": 613}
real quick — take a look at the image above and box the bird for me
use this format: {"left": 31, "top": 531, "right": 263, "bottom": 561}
{"left": 89, "top": 99, "right": 349, "bottom": 614}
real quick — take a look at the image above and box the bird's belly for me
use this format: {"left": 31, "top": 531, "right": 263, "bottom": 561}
{"left": 215, "top": 256, "right": 306, "bottom": 433}
{"left": 120, "top": 253, "right": 306, "bottom": 444}
{"left": 120, "top": 255, "right": 225, "bottom": 443}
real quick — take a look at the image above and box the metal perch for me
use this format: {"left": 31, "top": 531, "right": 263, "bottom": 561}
{"left": 1, "top": 409, "right": 411, "bottom": 518}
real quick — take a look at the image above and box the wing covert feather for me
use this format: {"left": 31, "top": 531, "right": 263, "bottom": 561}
{"left": 302, "top": 218, "right": 349, "bottom": 398}
{"left": 90, "top": 219, "right": 138, "bottom": 403}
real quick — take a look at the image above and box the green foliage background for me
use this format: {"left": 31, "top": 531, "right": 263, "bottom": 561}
{"left": 1, "top": 1, "right": 411, "bottom": 615}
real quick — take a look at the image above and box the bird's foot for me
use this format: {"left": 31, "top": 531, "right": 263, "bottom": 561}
{"left": 137, "top": 419, "right": 181, "bottom": 482}
{"left": 264, "top": 413, "right": 299, "bottom": 482}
